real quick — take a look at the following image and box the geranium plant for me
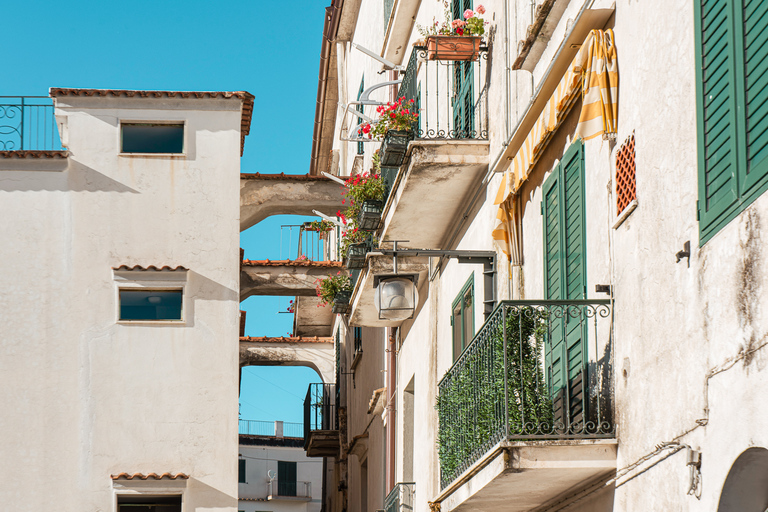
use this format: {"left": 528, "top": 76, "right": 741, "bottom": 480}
{"left": 342, "top": 171, "right": 385, "bottom": 218}
{"left": 316, "top": 272, "right": 352, "bottom": 305}
{"left": 417, "top": 2, "right": 487, "bottom": 37}
{"left": 362, "top": 97, "right": 419, "bottom": 139}
{"left": 305, "top": 219, "right": 335, "bottom": 232}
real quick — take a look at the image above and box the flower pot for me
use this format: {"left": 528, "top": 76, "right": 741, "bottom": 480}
{"left": 358, "top": 200, "right": 384, "bottom": 232}
{"left": 426, "top": 35, "right": 481, "bottom": 61}
{"left": 380, "top": 130, "right": 414, "bottom": 167}
{"left": 345, "top": 242, "right": 370, "bottom": 270}
{"left": 331, "top": 290, "right": 352, "bottom": 314}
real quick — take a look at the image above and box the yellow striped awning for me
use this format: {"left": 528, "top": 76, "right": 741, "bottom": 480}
{"left": 492, "top": 29, "right": 618, "bottom": 263}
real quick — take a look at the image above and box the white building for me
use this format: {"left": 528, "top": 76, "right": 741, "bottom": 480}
{"left": 238, "top": 420, "right": 323, "bottom": 512}
{"left": 0, "top": 88, "right": 252, "bottom": 512}
{"left": 295, "top": 0, "right": 768, "bottom": 511}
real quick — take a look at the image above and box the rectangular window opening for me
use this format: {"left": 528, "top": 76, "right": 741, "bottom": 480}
{"left": 121, "top": 123, "right": 184, "bottom": 154}
{"left": 119, "top": 289, "right": 183, "bottom": 321}
{"left": 117, "top": 495, "right": 181, "bottom": 512}
{"left": 238, "top": 458, "right": 246, "bottom": 483}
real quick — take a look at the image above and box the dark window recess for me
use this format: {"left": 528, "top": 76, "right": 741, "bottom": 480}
{"left": 122, "top": 123, "right": 184, "bottom": 154}
{"left": 119, "top": 289, "right": 183, "bottom": 321}
{"left": 238, "top": 459, "right": 246, "bottom": 483}
{"left": 117, "top": 495, "right": 181, "bottom": 512}
{"left": 278, "top": 460, "right": 297, "bottom": 496}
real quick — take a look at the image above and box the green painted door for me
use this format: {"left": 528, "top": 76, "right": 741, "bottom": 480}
{"left": 452, "top": 0, "right": 474, "bottom": 137}
{"left": 542, "top": 141, "right": 587, "bottom": 429}
{"left": 277, "top": 460, "right": 297, "bottom": 496}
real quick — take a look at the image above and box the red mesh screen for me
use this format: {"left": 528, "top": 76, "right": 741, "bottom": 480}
{"left": 616, "top": 134, "right": 636, "bottom": 215}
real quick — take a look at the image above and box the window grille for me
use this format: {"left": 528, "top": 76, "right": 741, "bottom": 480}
{"left": 615, "top": 133, "right": 636, "bottom": 215}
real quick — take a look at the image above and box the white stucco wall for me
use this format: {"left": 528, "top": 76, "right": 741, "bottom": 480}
{"left": 238, "top": 441, "right": 323, "bottom": 512}
{"left": 0, "top": 95, "right": 243, "bottom": 511}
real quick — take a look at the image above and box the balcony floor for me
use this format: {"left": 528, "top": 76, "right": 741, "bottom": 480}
{"left": 436, "top": 439, "right": 617, "bottom": 512}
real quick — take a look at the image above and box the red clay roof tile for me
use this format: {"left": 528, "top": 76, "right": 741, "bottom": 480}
{"left": 49, "top": 88, "right": 254, "bottom": 156}
{"left": 242, "top": 259, "right": 343, "bottom": 268}
{"left": 111, "top": 472, "right": 189, "bottom": 480}
{"left": 0, "top": 150, "right": 69, "bottom": 159}
{"left": 113, "top": 265, "right": 188, "bottom": 272}
{"left": 240, "top": 336, "right": 333, "bottom": 344}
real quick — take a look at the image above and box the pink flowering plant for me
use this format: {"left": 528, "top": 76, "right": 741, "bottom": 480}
{"left": 362, "top": 97, "right": 419, "bottom": 140}
{"left": 316, "top": 272, "right": 352, "bottom": 305}
{"left": 418, "top": 2, "right": 487, "bottom": 37}
{"left": 305, "top": 219, "right": 335, "bottom": 232}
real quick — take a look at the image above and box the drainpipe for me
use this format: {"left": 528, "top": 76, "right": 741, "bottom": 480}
{"left": 386, "top": 327, "right": 397, "bottom": 492}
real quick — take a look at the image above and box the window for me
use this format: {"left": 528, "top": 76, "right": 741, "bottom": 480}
{"left": 451, "top": 275, "right": 474, "bottom": 360}
{"left": 238, "top": 459, "right": 246, "bottom": 483}
{"left": 277, "top": 460, "right": 297, "bottom": 496}
{"left": 615, "top": 133, "right": 637, "bottom": 218}
{"left": 695, "top": 0, "right": 768, "bottom": 244}
{"left": 117, "top": 496, "right": 181, "bottom": 512}
{"left": 357, "top": 77, "right": 365, "bottom": 155}
{"left": 121, "top": 123, "right": 184, "bottom": 154}
{"left": 119, "top": 289, "right": 182, "bottom": 321}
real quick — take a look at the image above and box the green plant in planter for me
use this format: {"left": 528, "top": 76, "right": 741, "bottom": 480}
{"left": 339, "top": 225, "right": 378, "bottom": 257}
{"left": 361, "top": 97, "right": 419, "bottom": 140}
{"left": 342, "top": 171, "right": 385, "bottom": 221}
{"left": 315, "top": 272, "right": 352, "bottom": 306}
{"left": 305, "top": 219, "right": 335, "bottom": 232}
{"left": 436, "top": 306, "right": 553, "bottom": 483}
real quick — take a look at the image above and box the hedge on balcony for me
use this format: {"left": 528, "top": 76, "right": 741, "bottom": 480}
{"left": 436, "top": 307, "right": 553, "bottom": 485}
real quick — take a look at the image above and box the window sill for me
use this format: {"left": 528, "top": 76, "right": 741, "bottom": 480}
{"left": 119, "top": 153, "right": 186, "bottom": 158}
{"left": 117, "top": 320, "right": 186, "bottom": 326}
{"left": 613, "top": 199, "right": 638, "bottom": 229}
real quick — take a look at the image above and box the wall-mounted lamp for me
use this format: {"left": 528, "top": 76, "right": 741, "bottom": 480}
{"left": 373, "top": 274, "right": 419, "bottom": 321}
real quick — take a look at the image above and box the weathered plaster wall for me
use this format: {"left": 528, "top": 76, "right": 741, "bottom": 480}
{"left": 0, "top": 96, "right": 242, "bottom": 511}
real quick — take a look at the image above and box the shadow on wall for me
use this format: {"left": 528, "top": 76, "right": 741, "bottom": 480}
{"left": 0, "top": 161, "right": 139, "bottom": 193}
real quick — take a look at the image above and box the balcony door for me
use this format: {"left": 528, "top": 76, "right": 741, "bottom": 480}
{"left": 277, "top": 460, "right": 297, "bottom": 496}
{"left": 541, "top": 140, "right": 588, "bottom": 430}
{"left": 452, "top": 0, "right": 474, "bottom": 137}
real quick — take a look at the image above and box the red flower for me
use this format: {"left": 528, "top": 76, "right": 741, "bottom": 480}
{"left": 362, "top": 123, "right": 371, "bottom": 134}
{"left": 456, "top": 27, "right": 464, "bottom": 35}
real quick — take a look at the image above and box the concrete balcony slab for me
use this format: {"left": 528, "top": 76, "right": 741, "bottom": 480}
{"left": 305, "top": 430, "right": 341, "bottom": 458}
{"left": 347, "top": 253, "right": 430, "bottom": 327}
{"left": 293, "top": 295, "right": 334, "bottom": 337}
{"left": 380, "top": 140, "right": 490, "bottom": 250}
{"left": 435, "top": 440, "right": 617, "bottom": 512}
{"left": 241, "top": 259, "right": 344, "bottom": 301}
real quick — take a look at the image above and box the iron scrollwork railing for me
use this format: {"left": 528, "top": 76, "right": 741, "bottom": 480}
{"left": 0, "top": 96, "right": 62, "bottom": 151}
{"left": 384, "top": 482, "right": 415, "bottom": 512}
{"left": 395, "top": 44, "right": 489, "bottom": 140}
{"left": 436, "top": 300, "right": 614, "bottom": 488}
{"left": 303, "top": 383, "right": 338, "bottom": 442}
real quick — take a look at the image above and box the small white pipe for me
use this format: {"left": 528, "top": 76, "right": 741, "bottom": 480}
{"left": 321, "top": 172, "right": 348, "bottom": 186}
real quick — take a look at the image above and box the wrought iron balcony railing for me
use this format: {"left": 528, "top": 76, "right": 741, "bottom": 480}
{"left": 268, "top": 479, "right": 312, "bottom": 498}
{"left": 0, "top": 96, "right": 62, "bottom": 151}
{"left": 303, "top": 383, "right": 338, "bottom": 440}
{"left": 437, "top": 300, "right": 614, "bottom": 488}
{"left": 396, "top": 44, "right": 489, "bottom": 140}
{"left": 384, "top": 482, "right": 415, "bottom": 512}
{"left": 239, "top": 419, "right": 304, "bottom": 438}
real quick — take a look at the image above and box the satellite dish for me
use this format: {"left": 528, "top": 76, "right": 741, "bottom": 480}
{"left": 267, "top": 470, "right": 277, "bottom": 480}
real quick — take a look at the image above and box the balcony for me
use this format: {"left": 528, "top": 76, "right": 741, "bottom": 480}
{"left": 239, "top": 419, "right": 304, "bottom": 438}
{"left": 377, "top": 44, "right": 490, "bottom": 250}
{"left": 267, "top": 479, "right": 312, "bottom": 501}
{"left": 303, "top": 383, "right": 340, "bottom": 457}
{"left": 434, "top": 300, "right": 616, "bottom": 511}
{"left": 384, "top": 482, "right": 415, "bottom": 512}
{"left": 0, "top": 96, "right": 68, "bottom": 170}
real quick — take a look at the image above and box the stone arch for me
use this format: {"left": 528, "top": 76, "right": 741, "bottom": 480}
{"left": 717, "top": 447, "right": 768, "bottom": 512}
{"left": 239, "top": 336, "right": 335, "bottom": 384}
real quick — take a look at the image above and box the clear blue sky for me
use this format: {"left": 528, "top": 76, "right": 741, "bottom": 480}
{"left": 1, "top": 0, "right": 330, "bottom": 425}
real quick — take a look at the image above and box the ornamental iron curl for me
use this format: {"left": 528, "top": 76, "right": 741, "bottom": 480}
{"left": 0, "top": 97, "right": 61, "bottom": 151}
{"left": 436, "top": 299, "right": 614, "bottom": 489}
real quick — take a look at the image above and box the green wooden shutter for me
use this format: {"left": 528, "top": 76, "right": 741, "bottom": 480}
{"left": 452, "top": 0, "right": 474, "bottom": 138}
{"left": 278, "top": 461, "right": 297, "bottom": 496}
{"left": 741, "top": 0, "right": 768, "bottom": 194}
{"left": 542, "top": 141, "right": 587, "bottom": 428}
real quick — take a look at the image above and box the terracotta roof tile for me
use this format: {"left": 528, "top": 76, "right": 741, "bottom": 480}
{"left": 0, "top": 150, "right": 69, "bottom": 159}
{"left": 113, "top": 265, "right": 188, "bottom": 272}
{"left": 240, "top": 336, "right": 333, "bottom": 344}
{"left": 49, "top": 88, "right": 254, "bottom": 156}
{"left": 240, "top": 172, "right": 332, "bottom": 181}
{"left": 111, "top": 472, "right": 189, "bottom": 480}
{"left": 242, "top": 259, "right": 343, "bottom": 268}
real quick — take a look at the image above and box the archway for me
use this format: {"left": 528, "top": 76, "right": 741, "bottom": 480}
{"left": 717, "top": 447, "right": 768, "bottom": 512}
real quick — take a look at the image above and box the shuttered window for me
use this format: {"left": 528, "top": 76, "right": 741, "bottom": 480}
{"left": 542, "top": 140, "right": 587, "bottom": 427}
{"left": 451, "top": 275, "right": 474, "bottom": 361}
{"left": 696, "top": 0, "right": 768, "bottom": 244}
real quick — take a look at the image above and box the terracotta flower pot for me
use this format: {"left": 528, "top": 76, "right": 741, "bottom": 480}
{"left": 426, "top": 35, "right": 481, "bottom": 61}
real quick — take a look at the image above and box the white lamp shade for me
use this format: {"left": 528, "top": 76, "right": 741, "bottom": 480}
{"left": 374, "top": 277, "right": 419, "bottom": 321}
